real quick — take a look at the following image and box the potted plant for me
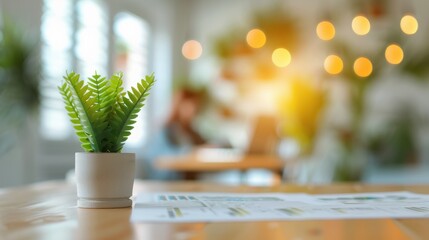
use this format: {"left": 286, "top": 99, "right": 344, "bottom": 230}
{"left": 58, "top": 71, "right": 154, "bottom": 208}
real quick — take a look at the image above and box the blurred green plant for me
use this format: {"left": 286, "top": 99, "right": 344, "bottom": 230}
{"left": 324, "top": 40, "right": 382, "bottom": 181}
{"left": 213, "top": 7, "right": 298, "bottom": 58}
{"left": 0, "top": 18, "right": 40, "bottom": 153}
{"left": 328, "top": 29, "right": 427, "bottom": 181}
{"left": 213, "top": 5, "right": 298, "bottom": 69}
{"left": 367, "top": 109, "right": 417, "bottom": 167}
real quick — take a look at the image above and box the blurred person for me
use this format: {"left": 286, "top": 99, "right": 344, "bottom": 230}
{"left": 165, "top": 89, "right": 207, "bottom": 147}
{"left": 141, "top": 88, "right": 208, "bottom": 180}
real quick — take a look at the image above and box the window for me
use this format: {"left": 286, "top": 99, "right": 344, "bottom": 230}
{"left": 113, "top": 12, "right": 150, "bottom": 145}
{"left": 40, "top": 0, "right": 151, "bottom": 146}
{"left": 75, "top": 0, "right": 108, "bottom": 78}
{"left": 40, "top": 0, "right": 74, "bottom": 139}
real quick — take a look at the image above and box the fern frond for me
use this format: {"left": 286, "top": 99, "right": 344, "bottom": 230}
{"left": 58, "top": 83, "right": 93, "bottom": 152}
{"left": 87, "top": 73, "right": 110, "bottom": 143}
{"left": 110, "top": 73, "right": 155, "bottom": 152}
{"left": 88, "top": 72, "right": 109, "bottom": 113}
{"left": 100, "top": 72, "right": 125, "bottom": 151}
{"left": 63, "top": 72, "right": 102, "bottom": 152}
{"left": 107, "top": 72, "right": 125, "bottom": 100}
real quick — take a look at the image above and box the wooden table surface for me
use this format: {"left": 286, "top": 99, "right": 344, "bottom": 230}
{"left": 155, "top": 149, "right": 285, "bottom": 181}
{"left": 1, "top": 180, "right": 429, "bottom": 240}
{"left": 155, "top": 154, "right": 285, "bottom": 172}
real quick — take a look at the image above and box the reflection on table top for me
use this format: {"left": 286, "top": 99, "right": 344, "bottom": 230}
{"left": 1, "top": 180, "right": 429, "bottom": 240}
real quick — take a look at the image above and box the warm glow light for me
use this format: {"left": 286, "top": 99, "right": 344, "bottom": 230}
{"left": 354, "top": 57, "right": 373, "bottom": 77}
{"left": 385, "top": 44, "right": 404, "bottom": 65}
{"left": 246, "top": 29, "right": 266, "bottom": 48}
{"left": 272, "top": 48, "right": 291, "bottom": 67}
{"left": 352, "top": 15, "right": 371, "bottom": 35}
{"left": 182, "top": 40, "right": 202, "bottom": 60}
{"left": 324, "top": 55, "right": 343, "bottom": 75}
{"left": 316, "top": 21, "right": 335, "bottom": 41}
{"left": 401, "top": 15, "right": 418, "bottom": 35}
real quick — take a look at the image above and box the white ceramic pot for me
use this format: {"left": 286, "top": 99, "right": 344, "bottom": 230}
{"left": 75, "top": 152, "right": 135, "bottom": 208}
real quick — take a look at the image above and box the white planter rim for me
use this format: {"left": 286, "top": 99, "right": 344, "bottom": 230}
{"left": 75, "top": 152, "right": 135, "bottom": 156}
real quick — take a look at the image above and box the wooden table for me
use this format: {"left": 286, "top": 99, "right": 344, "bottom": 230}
{"left": 155, "top": 149, "right": 285, "bottom": 181}
{"left": 1, "top": 181, "right": 429, "bottom": 239}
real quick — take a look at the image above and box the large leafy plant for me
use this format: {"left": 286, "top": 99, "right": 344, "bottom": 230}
{"left": 0, "top": 18, "right": 40, "bottom": 154}
{"left": 58, "top": 71, "right": 154, "bottom": 152}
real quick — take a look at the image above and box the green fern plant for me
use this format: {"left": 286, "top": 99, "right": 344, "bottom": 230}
{"left": 58, "top": 71, "right": 155, "bottom": 152}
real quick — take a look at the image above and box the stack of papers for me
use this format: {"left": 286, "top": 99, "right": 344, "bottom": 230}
{"left": 131, "top": 191, "right": 429, "bottom": 222}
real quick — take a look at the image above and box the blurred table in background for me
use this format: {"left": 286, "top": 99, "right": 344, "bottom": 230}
{"left": 155, "top": 148, "right": 285, "bottom": 182}
{"left": 2, "top": 180, "right": 429, "bottom": 239}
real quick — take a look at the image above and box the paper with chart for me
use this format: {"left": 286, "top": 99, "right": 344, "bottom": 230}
{"left": 131, "top": 191, "right": 429, "bottom": 222}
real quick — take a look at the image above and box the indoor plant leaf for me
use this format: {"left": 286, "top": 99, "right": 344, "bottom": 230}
{"left": 59, "top": 71, "right": 155, "bottom": 153}
{"left": 109, "top": 74, "right": 155, "bottom": 152}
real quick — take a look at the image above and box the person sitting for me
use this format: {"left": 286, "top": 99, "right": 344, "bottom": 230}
{"left": 141, "top": 88, "right": 208, "bottom": 180}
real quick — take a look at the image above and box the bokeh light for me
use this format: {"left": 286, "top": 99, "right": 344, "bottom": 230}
{"left": 385, "top": 44, "right": 404, "bottom": 65}
{"left": 272, "top": 48, "right": 291, "bottom": 67}
{"left": 182, "top": 40, "right": 202, "bottom": 60}
{"left": 246, "top": 28, "right": 266, "bottom": 48}
{"left": 352, "top": 15, "right": 371, "bottom": 35}
{"left": 316, "top": 21, "right": 335, "bottom": 41}
{"left": 400, "top": 15, "right": 418, "bottom": 35}
{"left": 353, "top": 57, "right": 373, "bottom": 77}
{"left": 324, "top": 55, "right": 343, "bottom": 75}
